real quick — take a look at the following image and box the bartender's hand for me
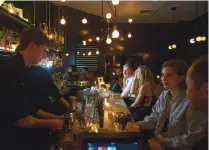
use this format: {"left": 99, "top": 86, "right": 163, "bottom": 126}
{"left": 125, "top": 122, "right": 141, "bottom": 131}
{"left": 148, "top": 139, "right": 165, "bottom": 150}
{"left": 50, "top": 119, "right": 64, "bottom": 131}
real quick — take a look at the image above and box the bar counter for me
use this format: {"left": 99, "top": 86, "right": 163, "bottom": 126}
{"left": 58, "top": 92, "right": 151, "bottom": 150}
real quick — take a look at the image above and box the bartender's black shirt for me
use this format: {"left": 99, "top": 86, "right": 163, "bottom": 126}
{"left": 0, "top": 53, "right": 39, "bottom": 148}
{"left": 25, "top": 65, "right": 61, "bottom": 114}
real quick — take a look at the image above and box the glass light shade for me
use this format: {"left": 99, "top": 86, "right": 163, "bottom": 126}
{"left": 172, "top": 44, "right": 176, "bottom": 49}
{"left": 60, "top": 16, "right": 66, "bottom": 25}
{"left": 82, "top": 18, "right": 87, "bottom": 24}
{"left": 96, "top": 37, "right": 100, "bottom": 41}
{"left": 168, "top": 45, "right": 172, "bottom": 49}
{"left": 128, "top": 33, "right": 132, "bottom": 38}
{"left": 106, "top": 13, "right": 112, "bottom": 19}
{"left": 128, "top": 19, "right": 133, "bottom": 23}
{"left": 112, "top": 0, "right": 119, "bottom": 5}
{"left": 196, "top": 36, "right": 202, "bottom": 42}
{"left": 112, "top": 29, "right": 120, "bottom": 38}
{"left": 106, "top": 37, "right": 112, "bottom": 44}
{"left": 201, "top": 36, "right": 206, "bottom": 41}
{"left": 190, "top": 38, "right": 195, "bottom": 44}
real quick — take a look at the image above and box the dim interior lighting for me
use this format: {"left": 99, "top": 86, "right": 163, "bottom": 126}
{"left": 201, "top": 36, "right": 206, "bottom": 41}
{"left": 112, "top": 0, "right": 119, "bottom": 5}
{"left": 46, "top": 61, "right": 53, "bottom": 68}
{"left": 172, "top": 44, "right": 176, "bottom": 49}
{"left": 157, "top": 75, "right": 160, "bottom": 79}
{"left": 112, "top": 25, "right": 120, "bottom": 38}
{"left": 128, "top": 32, "right": 132, "bottom": 38}
{"left": 88, "top": 38, "right": 92, "bottom": 42}
{"left": 77, "top": 52, "right": 79, "bottom": 54}
{"left": 66, "top": 53, "right": 69, "bottom": 56}
{"left": 106, "top": 35, "right": 112, "bottom": 44}
{"left": 168, "top": 45, "right": 172, "bottom": 50}
{"left": 96, "top": 50, "right": 99, "bottom": 54}
{"left": 112, "top": 72, "right": 116, "bottom": 75}
{"left": 83, "top": 40, "right": 86, "bottom": 45}
{"left": 0, "top": 0, "right": 5, "bottom": 6}
{"left": 96, "top": 37, "right": 100, "bottom": 41}
{"left": 82, "top": 18, "right": 87, "bottom": 24}
{"left": 190, "top": 38, "right": 195, "bottom": 44}
{"left": 9, "top": 9, "right": 14, "bottom": 13}
{"left": 88, "top": 51, "right": 92, "bottom": 56}
{"left": 49, "top": 34, "right": 53, "bottom": 39}
{"left": 83, "top": 53, "right": 85, "bottom": 56}
{"left": 106, "top": 13, "right": 112, "bottom": 19}
{"left": 60, "top": 16, "right": 66, "bottom": 25}
{"left": 61, "top": 0, "right": 65, "bottom": 2}
{"left": 196, "top": 36, "right": 202, "bottom": 42}
{"left": 128, "top": 19, "right": 133, "bottom": 23}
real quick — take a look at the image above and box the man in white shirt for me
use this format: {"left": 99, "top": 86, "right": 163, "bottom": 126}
{"left": 121, "top": 63, "right": 134, "bottom": 99}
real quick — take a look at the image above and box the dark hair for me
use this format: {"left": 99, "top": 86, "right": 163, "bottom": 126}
{"left": 162, "top": 59, "right": 188, "bottom": 88}
{"left": 83, "top": 67, "right": 88, "bottom": 71}
{"left": 190, "top": 56, "right": 208, "bottom": 88}
{"left": 19, "top": 28, "right": 49, "bottom": 50}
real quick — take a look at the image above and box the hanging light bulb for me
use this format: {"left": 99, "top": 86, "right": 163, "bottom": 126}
{"left": 106, "top": 35, "right": 112, "bottom": 44}
{"left": 112, "top": 0, "right": 119, "bottom": 5}
{"left": 82, "top": 18, "right": 87, "bottom": 24}
{"left": 201, "top": 36, "right": 207, "bottom": 41}
{"left": 190, "top": 38, "right": 195, "bottom": 44}
{"left": 88, "top": 51, "right": 92, "bottom": 56}
{"left": 96, "top": 37, "right": 100, "bottom": 41}
{"left": 112, "top": 25, "right": 120, "bottom": 38}
{"left": 61, "top": 0, "right": 66, "bottom": 2}
{"left": 83, "top": 40, "right": 86, "bottom": 45}
{"left": 128, "top": 19, "right": 133, "bottom": 23}
{"left": 196, "top": 36, "right": 202, "bottom": 42}
{"left": 168, "top": 45, "right": 172, "bottom": 50}
{"left": 77, "top": 52, "right": 79, "bottom": 54}
{"left": 106, "top": 13, "right": 112, "bottom": 19}
{"left": 128, "top": 32, "right": 132, "bottom": 38}
{"left": 83, "top": 53, "right": 85, "bottom": 56}
{"left": 60, "top": 16, "right": 66, "bottom": 25}
{"left": 96, "top": 50, "right": 99, "bottom": 54}
{"left": 172, "top": 44, "right": 176, "bottom": 49}
{"left": 88, "top": 38, "right": 92, "bottom": 42}
{"left": 66, "top": 53, "right": 69, "bottom": 56}
{"left": 57, "top": 56, "right": 59, "bottom": 59}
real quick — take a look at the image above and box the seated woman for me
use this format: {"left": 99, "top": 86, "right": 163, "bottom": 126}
{"left": 129, "top": 65, "right": 156, "bottom": 121}
{"left": 126, "top": 59, "right": 207, "bottom": 150}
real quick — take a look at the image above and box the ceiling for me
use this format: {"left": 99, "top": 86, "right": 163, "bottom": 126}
{"left": 53, "top": 1, "right": 207, "bottom": 23}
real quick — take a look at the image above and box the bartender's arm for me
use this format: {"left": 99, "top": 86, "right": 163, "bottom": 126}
{"left": 16, "top": 115, "right": 63, "bottom": 130}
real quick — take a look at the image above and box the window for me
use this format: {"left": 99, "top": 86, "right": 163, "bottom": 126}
{"left": 75, "top": 45, "right": 99, "bottom": 72}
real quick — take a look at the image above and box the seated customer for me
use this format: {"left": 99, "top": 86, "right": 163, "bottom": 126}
{"left": 129, "top": 65, "right": 156, "bottom": 121}
{"left": 186, "top": 56, "right": 208, "bottom": 150}
{"left": 126, "top": 59, "right": 207, "bottom": 150}
{"left": 79, "top": 67, "right": 95, "bottom": 84}
{"left": 121, "top": 63, "right": 134, "bottom": 100}
{"left": 110, "top": 67, "right": 123, "bottom": 93}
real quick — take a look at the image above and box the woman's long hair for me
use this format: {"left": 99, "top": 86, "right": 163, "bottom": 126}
{"left": 136, "top": 65, "right": 155, "bottom": 90}
{"left": 130, "top": 65, "right": 155, "bottom": 95}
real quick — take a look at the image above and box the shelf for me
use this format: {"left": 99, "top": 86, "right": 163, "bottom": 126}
{"left": 0, "top": 6, "right": 31, "bottom": 28}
